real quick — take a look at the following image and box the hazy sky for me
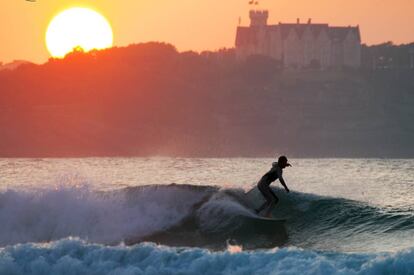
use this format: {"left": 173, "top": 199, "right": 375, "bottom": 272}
{"left": 1, "top": 0, "right": 413, "bottom": 63}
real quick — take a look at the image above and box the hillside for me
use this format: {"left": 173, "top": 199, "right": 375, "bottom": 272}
{"left": 0, "top": 43, "right": 413, "bottom": 157}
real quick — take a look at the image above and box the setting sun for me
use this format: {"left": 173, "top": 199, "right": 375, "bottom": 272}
{"left": 46, "top": 7, "right": 113, "bottom": 58}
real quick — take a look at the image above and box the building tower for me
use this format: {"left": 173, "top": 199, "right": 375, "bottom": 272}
{"left": 249, "top": 10, "right": 268, "bottom": 26}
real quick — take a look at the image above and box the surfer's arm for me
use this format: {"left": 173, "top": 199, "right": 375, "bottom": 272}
{"left": 279, "top": 177, "right": 290, "bottom": 193}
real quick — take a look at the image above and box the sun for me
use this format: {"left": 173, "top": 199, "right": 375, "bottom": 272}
{"left": 46, "top": 7, "right": 113, "bottom": 58}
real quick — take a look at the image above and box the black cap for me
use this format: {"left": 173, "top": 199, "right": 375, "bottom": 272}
{"left": 278, "top": 155, "right": 291, "bottom": 167}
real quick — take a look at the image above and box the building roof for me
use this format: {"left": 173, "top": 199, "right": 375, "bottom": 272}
{"left": 329, "top": 26, "right": 361, "bottom": 42}
{"left": 235, "top": 23, "right": 360, "bottom": 47}
{"left": 329, "top": 27, "right": 354, "bottom": 42}
{"left": 279, "top": 23, "right": 329, "bottom": 40}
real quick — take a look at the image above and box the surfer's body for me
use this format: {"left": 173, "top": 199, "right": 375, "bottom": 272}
{"left": 255, "top": 156, "right": 291, "bottom": 217}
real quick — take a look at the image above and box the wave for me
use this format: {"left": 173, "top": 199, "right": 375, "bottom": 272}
{"left": 0, "top": 184, "right": 413, "bottom": 251}
{"left": 0, "top": 184, "right": 213, "bottom": 247}
{"left": 252, "top": 187, "right": 414, "bottom": 252}
{"left": 1, "top": 238, "right": 414, "bottom": 275}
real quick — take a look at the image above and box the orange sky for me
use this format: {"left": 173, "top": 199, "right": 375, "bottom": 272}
{"left": 1, "top": 0, "right": 413, "bottom": 63}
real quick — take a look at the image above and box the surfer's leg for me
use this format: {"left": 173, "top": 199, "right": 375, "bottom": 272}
{"left": 255, "top": 201, "right": 269, "bottom": 214}
{"left": 264, "top": 202, "right": 277, "bottom": 217}
{"left": 255, "top": 182, "right": 271, "bottom": 214}
{"left": 263, "top": 188, "right": 279, "bottom": 217}
{"left": 269, "top": 188, "right": 279, "bottom": 205}
{"left": 256, "top": 182, "right": 274, "bottom": 215}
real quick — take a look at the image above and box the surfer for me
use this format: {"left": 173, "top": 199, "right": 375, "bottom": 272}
{"left": 255, "top": 156, "right": 291, "bottom": 217}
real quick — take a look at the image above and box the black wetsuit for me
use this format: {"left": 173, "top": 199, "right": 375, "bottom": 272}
{"left": 255, "top": 162, "right": 283, "bottom": 213}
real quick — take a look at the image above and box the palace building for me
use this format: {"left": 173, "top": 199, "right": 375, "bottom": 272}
{"left": 235, "top": 10, "right": 361, "bottom": 69}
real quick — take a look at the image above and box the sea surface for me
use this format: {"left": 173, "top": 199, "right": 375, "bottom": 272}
{"left": 0, "top": 158, "right": 413, "bottom": 274}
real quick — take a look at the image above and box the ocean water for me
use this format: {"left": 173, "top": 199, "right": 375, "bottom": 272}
{"left": 0, "top": 158, "right": 413, "bottom": 274}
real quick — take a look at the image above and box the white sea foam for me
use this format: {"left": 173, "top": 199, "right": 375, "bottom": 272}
{"left": 196, "top": 190, "right": 255, "bottom": 233}
{"left": 0, "top": 184, "right": 207, "bottom": 246}
{"left": 1, "top": 238, "right": 414, "bottom": 275}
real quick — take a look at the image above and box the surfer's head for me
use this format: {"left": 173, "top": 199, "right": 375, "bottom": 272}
{"left": 278, "top": 156, "right": 291, "bottom": 168}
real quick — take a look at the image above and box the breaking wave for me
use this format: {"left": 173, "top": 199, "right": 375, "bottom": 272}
{"left": 0, "top": 184, "right": 413, "bottom": 251}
